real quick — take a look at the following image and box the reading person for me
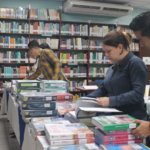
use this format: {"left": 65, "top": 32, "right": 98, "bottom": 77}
{"left": 58, "top": 27, "right": 148, "bottom": 129}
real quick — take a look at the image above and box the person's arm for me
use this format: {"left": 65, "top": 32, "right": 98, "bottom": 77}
{"left": 109, "top": 58, "right": 148, "bottom": 108}
{"left": 87, "top": 82, "right": 108, "bottom": 98}
{"left": 43, "top": 50, "right": 62, "bottom": 80}
{"left": 25, "top": 65, "right": 42, "bottom": 80}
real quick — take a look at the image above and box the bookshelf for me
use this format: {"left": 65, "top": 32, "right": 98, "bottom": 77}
{"left": 0, "top": 7, "right": 141, "bottom": 99}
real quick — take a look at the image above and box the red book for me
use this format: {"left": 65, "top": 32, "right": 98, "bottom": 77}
{"left": 64, "top": 66, "right": 68, "bottom": 77}
{"left": 66, "top": 53, "right": 70, "bottom": 63}
{"left": 56, "top": 93, "right": 73, "bottom": 101}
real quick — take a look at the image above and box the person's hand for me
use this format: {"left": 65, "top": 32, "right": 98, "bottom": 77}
{"left": 96, "top": 97, "right": 110, "bottom": 107}
{"left": 132, "top": 120, "right": 150, "bottom": 139}
{"left": 58, "top": 109, "right": 68, "bottom": 115}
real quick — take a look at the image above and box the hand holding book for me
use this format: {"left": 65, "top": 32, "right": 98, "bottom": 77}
{"left": 96, "top": 97, "right": 110, "bottom": 107}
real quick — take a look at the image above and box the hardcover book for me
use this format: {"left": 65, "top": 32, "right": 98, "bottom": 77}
{"left": 92, "top": 115, "right": 138, "bottom": 131}
{"left": 21, "top": 101, "right": 56, "bottom": 110}
{"left": 44, "top": 123, "right": 94, "bottom": 141}
{"left": 19, "top": 92, "right": 57, "bottom": 102}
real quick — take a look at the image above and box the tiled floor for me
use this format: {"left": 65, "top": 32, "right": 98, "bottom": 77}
{"left": 0, "top": 115, "right": 20, "bottom": 150}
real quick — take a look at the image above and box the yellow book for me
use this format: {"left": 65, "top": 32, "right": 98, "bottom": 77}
{"left": 60, "top": 53, "right": 62, "bottom": 63}
{"left": 39, "top": 22, "right": 41, "bottom": 34}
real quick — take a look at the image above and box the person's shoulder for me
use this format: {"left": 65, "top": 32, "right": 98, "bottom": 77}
{"left": 43, "top": 49, "right": 55, "bottom": 55}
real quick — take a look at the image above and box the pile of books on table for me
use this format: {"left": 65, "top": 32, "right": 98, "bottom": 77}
{"left": 11, "top": 80, "right": 41, "bottom": 101}
{"left": 92, "top": 114, "right": 142, "bottom": 145}
{"left": 18, "top": 92, "right": 58, "bottom": 122}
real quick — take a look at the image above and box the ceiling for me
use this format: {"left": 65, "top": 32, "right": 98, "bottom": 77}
{"left": 53, "top": 0, "right": 150, "bottom": 9}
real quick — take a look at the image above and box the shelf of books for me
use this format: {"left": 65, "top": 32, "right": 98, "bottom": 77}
{"left": 0, "top": 7, "right": 141, "bottom": 99}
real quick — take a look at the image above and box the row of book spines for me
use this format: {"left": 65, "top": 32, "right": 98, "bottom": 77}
{"left": 0, "top": 66, "right": 27, "bottom": 78}
{"left": 0, "top": 8, "right": 28, "bottom": 19}
{"left": 30, "top": 22, "right": 59, "bottom": 35}
{"left": 88, "top": 67, "right": 109, "bottom": 77}
{"left": 63, "top": 66, "right": 87, "bottom": 76}
{"left": 0, "top": 36, "right": 29, "bottom": 48}
{"left": 0, "top": 22, "right": 29, "bottom": 33}
{"left": 60, "top": 53, "right": 87, "bottom": 63}
{"left": 30, "top": 9, "right": 60, "bottom": 20}
{"left": 69, "top": 80, "right": 87, "bottom": 90}
{"left": 61, "top": 24, "right": 88, "bottom": 36}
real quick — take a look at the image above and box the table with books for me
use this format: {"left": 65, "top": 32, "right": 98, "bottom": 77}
{"left": 1, "top": 80, "right": 150, "bottom": 150}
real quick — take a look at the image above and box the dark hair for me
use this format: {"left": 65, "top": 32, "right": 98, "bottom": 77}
{"left": 40, "top": 43, "right": 50, "bottom": 49}
{"left": 102, "top": 27, "right": 132, "bottom": 50}
{"left": 28, "top": 40, "right": 40, "bottom": 49}
{"left": 129, "top": 11, "right": 150, "bottom": 38}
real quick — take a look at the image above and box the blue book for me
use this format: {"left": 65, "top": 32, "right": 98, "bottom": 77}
{"left": 22, "top": 110, "right": 58, "bottom": 117}
{"left": 21, "top": 101, "right": 56, "bottom": 110}
{"left": 41, "top": 22, "right": 44, "bottom": 35}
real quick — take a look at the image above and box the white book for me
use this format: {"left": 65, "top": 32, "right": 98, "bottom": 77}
{"left": 37, "top": 136, "right": 49, "bottom": 150}
{"left": 80, "top": 86, "right": 98, "bottom": 90}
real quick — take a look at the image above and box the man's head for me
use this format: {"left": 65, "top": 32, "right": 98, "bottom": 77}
{"left": 129, "top": 11, "right": 150, "bottom": 49}
{"left": 28, "top": 40, "right": 40, "bottom": 59}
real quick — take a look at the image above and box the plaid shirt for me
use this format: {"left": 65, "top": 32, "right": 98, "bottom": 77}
{"left": 26, "top": 49, "right": 68, "bottom": 82}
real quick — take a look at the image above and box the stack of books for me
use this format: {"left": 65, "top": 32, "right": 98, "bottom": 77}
{"left": 92, "top": 115, "right": 142, "bottom": 145}
{"left": 29, "top": 117, "right": 70, "bottom": 140}
{"left": 18, "top": 92, "right": 58, "bottom": 122}
{"left": 41, "top": 80, "right": 68, "bottom": 93}
{"left": 44, "top": 123, "right": 95, "bottom": 146}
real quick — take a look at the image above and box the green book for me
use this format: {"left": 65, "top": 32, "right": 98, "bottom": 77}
{"left": 62, "top": 25, "right": 65, "bottom": 35}
{"left": 63, "top": 54, "right": 66, "bottom": 63}
{"left": 80, "top": 53, "right": 83, "bottom": 63}
{"left": 92, "top": 115, "right": 138, "bottom": 131}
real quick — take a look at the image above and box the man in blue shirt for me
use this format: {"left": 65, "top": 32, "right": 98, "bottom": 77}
{"left": 129, "top": 11, "right": 150, "bottom": 145}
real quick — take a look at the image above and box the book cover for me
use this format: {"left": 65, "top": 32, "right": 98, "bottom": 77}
{"left": 31, "top": 120, "right": 70, "bottom": 136}
{"left": 92, "top": 115, "right": 138, "bottom": 131}
{"left": 49, "top": 138, "right": 95, "bottom": 146}
{"left": 16, "top": 80, "right": 40, "bottom": 89}
{"left": 19, "top": 92, "right": 57, "bottom": 102}
{"left": 49, "top": 143, "right": 100, "bottom": 150}
{"left": 21, "top": 101, "right": 56, "bottom": 110}
{"left": 95, "top": 135, "right": 142, "bottom": 145}
{"left": 99, "top": 143, "right": 150, "bottom": 150}
{"left": 54, "top": 93, "right": 73, "bottom": 100}
{"left": 95, "top": 127, "right": 132, "bottom": 135}
{"left": 22, "top": 110, "right": 57, "bottom": 117}
{"left": 44, "top": 123, "right": 94, "bottom": 141}
{"left": 95, "top": 128, "right": 139, "bottom": 142}
{"left": 37, "top": 136, "right": 49, "bottom": 150}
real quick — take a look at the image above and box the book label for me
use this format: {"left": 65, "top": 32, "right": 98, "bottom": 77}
{"left": 78, "top": 133, "right": 86, "bottom": 139}
{"left": 129, "top": 123, "right": 136, "bottom": 128}
{"left": 46, "top": 97, "right": 52, "bottom": 100}
{"left": 44, "top": 104, "right": 50, "bottom": 107}
{"left": 47, "top": 111, "right": 52, "bottom": 114}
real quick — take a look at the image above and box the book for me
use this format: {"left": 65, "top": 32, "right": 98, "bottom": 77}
{"left": 21, "top": 101, "right": 56, "bottom": 110}
{"left": 54, "top": 93, "right": 73, "bottom": 101}
{"left": 30, "top": 120, "right": 70, "bottom": 136}
{"left": 95, "top": 135, "right": 142, "bottom": 145}
{"left": 21, "top": 110, "right": 58, "bottom": 117}
{"left": 92, "top": 115, "right": 138, "bottom": 131}
{"left": 17, "top": 89, "right": 40, "bottom": 96}
{"left": 16, "top": 80, "right": 40, "bottom": 89}
{"left": 95, "top": 127, "right": 132, "bottom": 135}
{"left": 19, "top": 92, "right": 57, "bottom": 102}
{"left": 49, "top": 143, "right": 101, "bottom": 150}
{"left": 99, "top": 143, "right": 150, "bottom": 150}
{"left": 95, "top": 128, "right": 139, "bottom": 142}
{"left": 41, "top": 80, "right": 67, "bottom": 90}
{"left": 44, "top": 123, "right": 94, "bottom": 141}
{"left": 49, "top": 138, "right": 95, "bottom": 146}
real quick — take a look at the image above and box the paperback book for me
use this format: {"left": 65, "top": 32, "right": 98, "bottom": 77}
{"left": 95, "top": 135, "right": 142, "bottom": 145}
{"left": 21, "top": 101, "right": 56, "bottom": 110}
{"left": 92, "top": 115, "right": 138, "bottom": 131}
{"left": 44, "top": 123, "right": 94, "bottom": 141}
{"left": 19, "top": 92, "right": 57, "bottom": 102}
{"left": 21, "top": 110, "right": 57, "bottom": 117}
{"left": 16, "top": 80, "right": 40, "bottom": 89}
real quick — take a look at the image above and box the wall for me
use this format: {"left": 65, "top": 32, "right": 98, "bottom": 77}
{"left": 0, "top": 0, "right": 148, "bottom": 25}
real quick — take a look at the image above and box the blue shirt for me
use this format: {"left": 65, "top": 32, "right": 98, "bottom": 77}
{"left": 88, "top": 52, "right": 148, "bottom": 119}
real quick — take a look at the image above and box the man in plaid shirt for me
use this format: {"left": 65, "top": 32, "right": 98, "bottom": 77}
{"left": 25, "top": 40, "right": 68, "bottom": 82}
